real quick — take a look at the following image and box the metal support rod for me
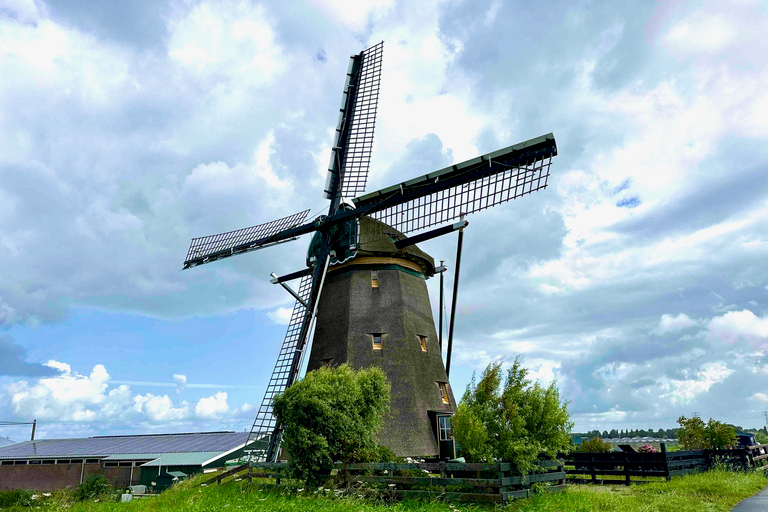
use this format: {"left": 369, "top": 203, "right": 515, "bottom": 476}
{"left": 438, "top": 261, "right": 445, "bottom": 352}
{"left": 445, "top": 221, "right": 465, "bottom": 378}
{"left": 266, "top": 254, "right": 331, "bottom": 462}
{"left": 393, "top": 220, "right": 468, "bottom": 250}
{"left": 270, "top": 267, "right": 312, "bottom": 284}
{"left": 270, "top": 273, "right": 309, "bottom": 308}
{"left": 31, "top": 419, "right": 35, "bottom": 441}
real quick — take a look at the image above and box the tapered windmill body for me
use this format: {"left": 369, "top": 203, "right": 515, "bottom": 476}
{"left": 182, "top": 42, "right": 558, "bottom": 460}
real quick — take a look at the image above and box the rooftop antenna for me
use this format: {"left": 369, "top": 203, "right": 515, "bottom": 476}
{"left": 0, "top": 419, "right": 36, "bottom": 441}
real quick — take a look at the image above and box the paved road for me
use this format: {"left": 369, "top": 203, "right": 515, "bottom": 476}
{"left": 731, "top": 485, "right": 768, "bottom": 511}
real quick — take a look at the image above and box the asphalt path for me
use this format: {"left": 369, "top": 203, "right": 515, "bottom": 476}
{"left": 731, "top": 485, "right": 768, "bottom": 511}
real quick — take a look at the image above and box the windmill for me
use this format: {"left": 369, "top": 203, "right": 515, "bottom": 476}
{"left": 182, "top": 41, "right": 557, "bottom": 461}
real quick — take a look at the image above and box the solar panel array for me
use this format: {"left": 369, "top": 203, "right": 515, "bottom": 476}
{"left": 360, "top": 156, "right": 552, "bottom": 244}
{"left": 0, "top": 432, "right": 250, "bottom": 458}
{"left": 184, "top": 209, "right": 310, "bottom": 267}
{"left": 244, "top": 273, "right": 314, "bottom": 461}
{"left": 338, "top": 41, "right": 383, "bottom": 198}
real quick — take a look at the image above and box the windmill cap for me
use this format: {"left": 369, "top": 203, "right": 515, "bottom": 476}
{"left": 354, "top": 216, "right": 435, "bottom": 277}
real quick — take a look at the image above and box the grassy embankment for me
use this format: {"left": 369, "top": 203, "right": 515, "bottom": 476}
{"left": 2, "top": 470, "right": 765, "bottom": 511}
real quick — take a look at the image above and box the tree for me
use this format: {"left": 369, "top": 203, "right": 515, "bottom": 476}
{"left": 452, "top": 359, "right": 573, "bottom": 473}
{"left": 273, "top": 364, "right": 390, "bottom": 486}
{"left": 706, "top": 419, "right": 737, "bottom": 448}
{"left": 580, "top": 437, "right": 612, "bottom": 453}
{"left": 677, "top": 416, "right": 737, "bottom": 450}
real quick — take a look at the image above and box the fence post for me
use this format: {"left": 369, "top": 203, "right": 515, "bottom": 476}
{"left": 498, "top": 463, "right": 506, "bottom": 504}
{"left": 590, "top": 455, "right": 597, "bottom": 485}
{"left": 440, "top": 462, "right": 447, "bottom": 494}
{"left": 660, "top": 443, "right": 671, "bottom": 481}
{"left": 623, "top": 452, "right": 631, "bottom": 486}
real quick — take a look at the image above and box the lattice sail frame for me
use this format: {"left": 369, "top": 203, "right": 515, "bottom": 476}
{"left": 338, "top": 41, "right": 383, "bottom": 198}
{"left": 353, "top": 134, "right": 555, "bottom": 245}
{"left": 367, "top": 158, "right": 551, "bottom": 240}
{"left": 244, "top": 273, "right": 313, "bottom": 461}
{"left": 183, "top": 209, "right": 310, "bottom": 269}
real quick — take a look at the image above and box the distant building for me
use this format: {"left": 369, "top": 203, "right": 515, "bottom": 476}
{"left": 602, "top": 437, "right": 677, "bottom": 445}
{"left": 0, "top": 431, "right": 264, "bottom": 491}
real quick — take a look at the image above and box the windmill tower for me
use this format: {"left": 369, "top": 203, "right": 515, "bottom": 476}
{"left": 182, "top": 42, "right": 558, "bottom": 460}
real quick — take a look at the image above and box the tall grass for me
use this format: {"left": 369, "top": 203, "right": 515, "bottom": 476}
{"left": 3, "top": 468, "right": 765, "bottom": 511}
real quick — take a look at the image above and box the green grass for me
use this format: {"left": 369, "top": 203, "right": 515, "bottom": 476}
{"left": 507, "top": 470, "right": 767, "bottom": 511}
{"left": 2, "top": 469, "right": 765, "bottom": 511}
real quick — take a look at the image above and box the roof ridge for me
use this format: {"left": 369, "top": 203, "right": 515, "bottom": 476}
{"left": 89, "top": 431, "right": 237, "bottom": 439}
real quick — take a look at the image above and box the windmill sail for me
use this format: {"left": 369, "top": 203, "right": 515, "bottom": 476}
{"left": 324, "top": 42, "right": 384, "bottom": 201}
{"left": 244, "top": 273, "right": 314, "bottom": 461}
{"left": 183, "top": 209, "right": 311, "bottom": 269}
{"left": 352, "top": 133, "right": 557, "bottom": 244}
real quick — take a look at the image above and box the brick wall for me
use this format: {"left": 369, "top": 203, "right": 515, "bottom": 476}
{"left": 0, "top": 463, "right": 136, "bottom": 491}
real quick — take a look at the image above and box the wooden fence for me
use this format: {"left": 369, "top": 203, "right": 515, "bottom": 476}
{"left": 220, "top": 461, "right": 566, "bottom": 503}
{"left": 565, "top": 444, "right": 768, "bottom": 486}
{"left": 198, "top": 444, "right": 768, "bottom": 497}
{"left": 748, "top": 444, "right": 768, "bottom": 472}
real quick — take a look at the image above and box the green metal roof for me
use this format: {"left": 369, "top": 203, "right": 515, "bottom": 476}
{"left": 138, "top": 452, "right": 225, "bottom": 467}
{"left": 101, "top": 454, "right": 158, "bottom": 461}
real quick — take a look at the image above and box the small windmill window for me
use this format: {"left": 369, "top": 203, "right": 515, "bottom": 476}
{"left": 417, "top": 335, "right": 427, "bottom": 352}
{"left": 371, "top": 270, "right": 379, "bottom": 288}
{"left": 437, "top": 382, "right": 450, "bottom": 404}
{"left": 438, "top": 416, "right": 453, "bottom": 441}
{"left": 371, "top": 334, "right": 383, "bottom": 350}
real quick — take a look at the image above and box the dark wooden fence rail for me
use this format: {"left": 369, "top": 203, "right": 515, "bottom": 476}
{"left": 565, "top": 444, "right": 768, "bottom": 486}
{"left": 243, "top": 460, "right": 565, "bottom": 503}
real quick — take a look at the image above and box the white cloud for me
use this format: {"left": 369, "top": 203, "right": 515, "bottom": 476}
{"left": 167, "top": 1, "right": 284, "bottom": 86}
{"left": 307, "top": 0, "right": 394, "bottom": 31}
{"left": 133, "top": 393, "right": 190, "bottom": 422}
{"left": 663, "top": 12, "right": 737, "bottom": 54}
{"left": 173, "top": 374, "right": 187, "bottom": 393}
{"left": 3, "top": 362, "right": 243, "bottom": 424}
{"left": 45, "top": 360, "right": 72, "bottom": 374}
{"left": 266, "top": 306, "right": 293, "bottom": 325}
{"left": 660, "top": 362, "right": 733, "bottom": 404}
{"left": 195, "top": 391, "right": 230, "bottom": 419}
{"left": 708, "top": 310, "right": 768, "bottom": 350}
{"left": 5, "top": 362, "right": 119, "bottom": 422}
{"left": 652, "top": 313, "right": 698, "bottom": 335}
{"left": 752, "top": 392, "right": 768, "bottom": 403}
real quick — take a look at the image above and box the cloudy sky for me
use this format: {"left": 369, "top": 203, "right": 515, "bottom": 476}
{"left": 2, "top": 0, "right": 767, "bottom": 442}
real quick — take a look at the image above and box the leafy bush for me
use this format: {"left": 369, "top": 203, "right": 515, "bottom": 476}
{"left": 579, "top": 437, "right": 613, "bottom": 453}
{"left": 638, "top": 444, "right": 658, "bottom": 453}
{"left": 0, "top": 489, "right": 35, "bottom": 507}
{"left": 74, "top": 474, "right": 114, "bottom": 502}
{"left": 677, "top": 416, "right": 737, "bottom": 450}
{"left": 273, "top": 364, "right": 390, "bottom": 486}
{"left": 451, "top": 358, "right": 573, "bottom": 473}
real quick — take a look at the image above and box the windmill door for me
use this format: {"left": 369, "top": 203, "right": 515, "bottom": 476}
{"left": 436, "top": 414, "right": 456, "bottom": 460}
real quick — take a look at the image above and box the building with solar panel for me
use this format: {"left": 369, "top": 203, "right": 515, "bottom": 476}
{"left": 0, "top": 431, "right": 264, "bottom": 491}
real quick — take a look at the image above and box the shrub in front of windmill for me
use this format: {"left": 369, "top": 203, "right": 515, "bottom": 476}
{"left": 452, "top": 358, "right": 573, "bottom": 474}
{"left": 273, "top": 364, "right": 390, "bottom": 486}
